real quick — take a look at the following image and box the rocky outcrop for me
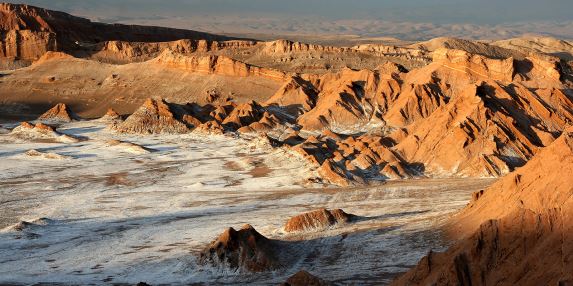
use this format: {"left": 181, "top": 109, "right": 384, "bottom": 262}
{"left": 263, "top": 39, "right": 349, "bottom": 54}
{"left": 0, "top": 29, "right": 56, "bottom": 61}
{"left": 432, "top": 48, "right": 515, "bottom": 82}
{"left": 0, "top": 3, "right": 239, "bottom": 62}
{"left": 98, "top": 108, "right": 122, "bottom": 122}
{"left": 37, "top": 103, "right": 80, "bottom": 123}
{"left": 281, "top": 270, "right": 331, "bottom": 286}
{"left": 395, "top": 81, "right": 573, "bottom": 177}
{"left": 297, "top": 68, "right": 402, "bottom": 133}
{"left": 111, "top": 98, "right": 193, "bottom": 134}
{"left": 151, "top": 51, "right": 289, "bottom": 82}
{"left": 265, "top": 76, "right": 318, "bottom": 115}
{"left": 288, "top": 133, "right": 413, "bottom": 185}
{"left": 10, "top": 122, "right": 80, "bottom": 143}
{"left": 199, "top": 224, "right": 283, "bottom": 272}
{"left": 392, "top": 127, "right": 573, "bottom": 286}
{"left": 284, "top": 209, "right": 354, "bottom": 232}
{"left": 91, "top": 39, "right": 258, "bottom": 63}
{"left": 24, "top": 149, "right": 70, "bottom": 160}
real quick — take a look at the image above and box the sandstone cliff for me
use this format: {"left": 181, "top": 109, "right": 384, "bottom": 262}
{"left": 151, "top": 50, "right": 289, "bottom": 82}
{"left": 0, "top": 3, "right": 239, "bottom": 63}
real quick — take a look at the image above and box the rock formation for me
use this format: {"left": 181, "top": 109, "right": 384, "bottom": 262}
{"left": 153, "top": 50, "right": 289, "bottom": 82}
{"left": 392, "top": 127, "right": 573, "bottom": 286}
{"left": 284, "top": 209, "right": 354, "bottom": 232}
{"left": 10, "top": 122, "right": 79, "bottom": 143}
{"left": 37, "top": 103, "right": 80, "bottom": 123}
{"left": 111, "top": 98, "right": 194, "bottom": 134}
{"left": 1, "top": 4, "right": 573, "bottom": 188}
{"left": 24, "top": 149, "right": 71, "bottom": 160}
{"left": 281, "top": 270, "right": 331, "bottom": 286}
{"left": 0, "top": 3, "right": 238, "bottom": 64}
{"left": 199, "top": 224, "right": 283, "bottom": 272}
{"left": 98, "top": 108, "right": 122, "bottom": 122}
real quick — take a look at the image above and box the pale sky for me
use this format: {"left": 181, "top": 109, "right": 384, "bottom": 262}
{"left": 8, "top": 0, "right": 573, "bottom": 40}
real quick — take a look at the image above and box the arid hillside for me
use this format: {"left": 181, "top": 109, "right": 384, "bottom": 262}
{"left": 392, "top": 126, "right": 573, "bottom": 286}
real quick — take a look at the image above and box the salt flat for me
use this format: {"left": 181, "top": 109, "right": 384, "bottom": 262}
{"left": 0, "top": 121, "right": 494, "bottom": 285}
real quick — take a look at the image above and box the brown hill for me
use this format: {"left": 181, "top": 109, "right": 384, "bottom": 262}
{"left": 392, "top": 127, "right": 573, "bottom": 286}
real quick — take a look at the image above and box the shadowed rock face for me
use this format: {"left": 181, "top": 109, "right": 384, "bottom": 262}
{"left": 284, "top": 208, "right": 354, "bottom": 232}
{"left": 392, "top": 127, "right": 573, "bottom": 286}
{"left": 199, "top": 224, "right": 281, "bottom": 272}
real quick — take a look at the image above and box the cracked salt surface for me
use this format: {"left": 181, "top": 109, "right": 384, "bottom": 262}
{"left": 0, "top": 121, "right": 495, "bottom": 285}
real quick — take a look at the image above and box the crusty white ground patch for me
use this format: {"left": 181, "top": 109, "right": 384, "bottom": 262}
{"left": 0, "top": 120, "right": 494, "bottom": 285}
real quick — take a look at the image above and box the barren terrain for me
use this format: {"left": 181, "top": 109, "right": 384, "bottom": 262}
{"left": 1, "top": 3, "right": 573, "bottom": 285}
{"left": 0, "top": 120, "right": 493, "bottom": 285}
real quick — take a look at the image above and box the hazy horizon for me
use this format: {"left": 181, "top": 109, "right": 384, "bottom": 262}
{"left": 6, "top": 0, "right": 573, "bottom": 40}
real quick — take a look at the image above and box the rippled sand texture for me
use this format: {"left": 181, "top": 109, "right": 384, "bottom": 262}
{"left": 0, "top": 121, "right": 494, "bottom": 285}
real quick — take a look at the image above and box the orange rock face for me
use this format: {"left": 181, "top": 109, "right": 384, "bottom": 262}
{"left": 153, "top": 51, "right": 289, "bottom": 82}
{"left": 37, "top": 103, "right": 80, "bottom": 123}
{"left": 284, "top": 208, "right": 354, "bottom": 232}
{"left": 0, "top": 3, "right": 236, "bottom": 63}
{"left": 199, "top": 224, "right": 281, "bottom": 272}
{"left": 392, "top": 127, "right": 573, "bottom": 286}
{"left": 33, "top": 122, "right": 56, "bottom": 132}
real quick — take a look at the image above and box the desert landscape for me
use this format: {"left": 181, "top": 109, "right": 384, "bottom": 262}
{"left": 1, "top": 2, "right": 572, "bottom": 285}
